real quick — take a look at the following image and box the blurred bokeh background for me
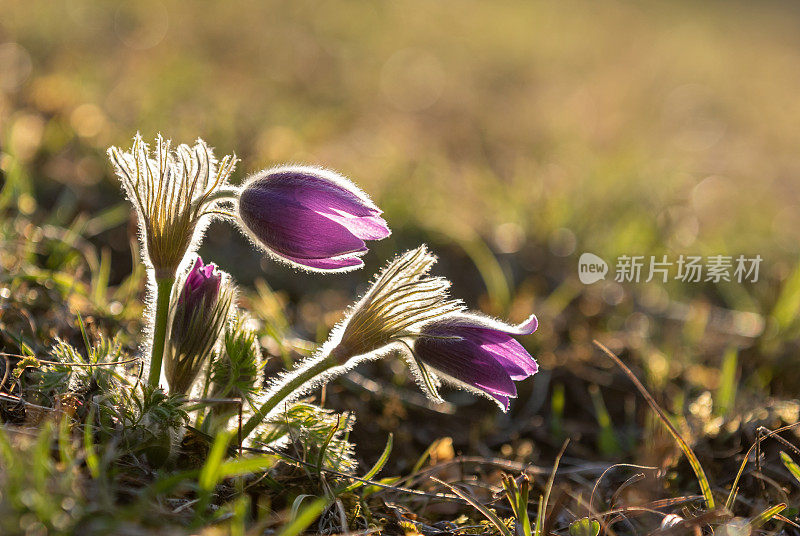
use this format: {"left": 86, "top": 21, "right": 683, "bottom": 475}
{"left": 3, "top": 0, "right": 800, "bottom": 465}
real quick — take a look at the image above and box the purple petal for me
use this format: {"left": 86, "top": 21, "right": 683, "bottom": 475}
{"left": 180, "top": 257, "right": 221, "bottom": 308}
{"left": 507, "top": 314, "right": 538, "bottom": 336}
{"left": 238, "top": 168, "right": 390, "bottom": 272}
{"left": 185, "top": 258, "right": 204, "bottom": 289}
{"left": 415, "top": 336, "right": 517, "bottom": 398}
{"left": 414, "top": 313, "right": 540, "bottom": 408}
{"left": 239, "top": 187, "right": 368, "bottom": 259}
{"left": 457, "top": 328, "right": 538, "bottom": 380}
{"left": 454, "top": 313, "right": 539, "bottom": 336}
{"left": 481, "top": 338, "right": 538, "bottom": 380}
{"left": 267, "top": 169, "right": 380, "bottom": 216}
{"left": 173, "top": 257, "right": 222, "bottom": 341}
{"left": 321, "top": 211, "right": 391, "bottom": 241}
{"left": 200, "top": 263, "right": 215, "bottom": 278}
{"left": 493, "top": 394, "right": 510, "bottom": 411}
{"left": 254, "top": 170, "right": 391, "bottom": 241}
{"left": 275, "top": 251, "right": 365, "bottom": 271}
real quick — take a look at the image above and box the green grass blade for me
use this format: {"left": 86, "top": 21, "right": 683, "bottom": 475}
{"left": 725, "top": 422, "right": 800, "bottom": 510}
{"left": 84, "top": 203, "right": 130, "bottom": 237}
{"left": 217, "top": 454, "right": 276, "bottom": 479}
{"left": 749, "top": 503, "right": 786, "bottom": 529}
{"left": 588, "top": 385, "right": 621, "bottom": 455}
{"left": 92, "top": 247, "right": 111, "bottom": 305}
{"left": 58, "top": 418, "right": 75, "bottom": 467}
{"left": 0, "top": 427, "right": 14, "bottom": 465}
{"left": 199, "top": 429, "right": 232, "bottom": 492}
{"left": 278, "top": 496, "right": 329, "bottom": 536}
{"left": 146, "top": 469, "right": 200, "bottom": 496}
{"left": 411, "top": 438, "right": 443, "bottom": 474}
{"left": 32, "top": 422, "right": 54, "bottom": 489}
{"left": 780, "top": 451, "right": 800, "bottom": 485}
{"left": 77, "top": 313, "right": 91, "bottom": 362}
{"left": 534, "top": 494, "right": 544, "bottom": 536}
{"left": 593, "top": 340, "right": 715, "bottom": 510}
{"left": 715, "top": 347, "right": 738, "bottom": 416}
{"left": 519, "top": 475, "right": 531, "bottom": 536}
{"left": 343, "top": 433, "right": 393, "bottom": 492}
{"left": 315, "top": 416, "right": 341, "bottom": 475}
{"left": 772, "top": 259, "right": 800, "bottom": 331}
{"left": 432, "top": 477, "right": 513, "bottom": 536}
{"left": 502, "top": 474, "right": 520, "bottom": 518}
{"left": 456, "top": 232, "right": 512, "bottom": 311}
{"left": 551, "top": 383, "right": 565, "bottom": 438}
{"left": 535, "top": 440, "right": 568, "bottom": 536}
{"left": 196, "top": 429, "right": 233, "bottom": 520}
{"left": 83, "top": 408, "right": 100, "bottom": 479}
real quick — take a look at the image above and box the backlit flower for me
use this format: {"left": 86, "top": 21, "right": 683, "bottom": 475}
{"left": 328, "top": 245, "right": 463, "bottom": 364}
{"left": 236, "top": 166, "right": 390, "bottom": 271}
{"left": 412, "top": 313, "right": 538, "bottom": 410}
{"left": 108, "top": 134, "right": 238, "bottom": 278}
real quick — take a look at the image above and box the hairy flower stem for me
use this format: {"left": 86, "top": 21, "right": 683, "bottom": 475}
{"left": 148, "top": 276, "right": 175, "bottom": 388}
{"left": 240, "top": 351, "right": 343, "bottom": 440}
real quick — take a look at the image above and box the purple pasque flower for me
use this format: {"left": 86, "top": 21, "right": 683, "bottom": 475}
{"left": 412, "top": 313, "right": 538, "bottom": 410}
{"left": 237, "top": 166, "right": 390, "bottom": 272}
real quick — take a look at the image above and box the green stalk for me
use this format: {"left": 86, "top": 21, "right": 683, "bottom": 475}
{"left": 148, "top": 276, "right": 175, "bottom": 388}
{"left": 240, "top": 353, "right": 340, "bottom": 440}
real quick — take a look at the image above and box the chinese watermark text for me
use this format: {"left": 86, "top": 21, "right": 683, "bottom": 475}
{"left": 578, "top": 253, "right": 762, "bottom": 284}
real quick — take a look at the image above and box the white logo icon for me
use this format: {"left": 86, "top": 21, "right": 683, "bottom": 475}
{"left": 578, "top": 253, "right": 608, "bottom": 284}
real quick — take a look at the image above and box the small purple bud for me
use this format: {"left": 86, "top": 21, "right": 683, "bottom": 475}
{"left": 165, "top": 256, "right": 231, "bottom": 394}
{"left": 237, "top": 166, "right": 391, "bottom": 272}
{"left": 413, "top": 314, "right": 538, "bottom": 410}
{"left": 179, "top": 257, "right": 221, "bottom": 311}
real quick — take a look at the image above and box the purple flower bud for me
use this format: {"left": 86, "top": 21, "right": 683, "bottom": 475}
{"left": 179, "top": 257, "right": 221, "bottom": 311}
{"left": 237, "top": 166, "right": 391, "bottom": 271}
{"left": 165, "top": 256, "right": 232, "bottom": 395}
{"left": 413, "top": 313, "right": 538, "bottom": 410}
